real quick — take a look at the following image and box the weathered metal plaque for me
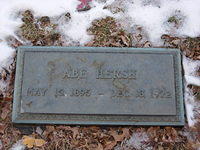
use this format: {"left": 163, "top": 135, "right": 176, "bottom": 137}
{"left": 12, "top": 47, "right": 184, "bottom": 125}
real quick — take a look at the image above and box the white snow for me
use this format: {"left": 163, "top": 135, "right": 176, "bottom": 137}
{"left": 0, "top": 41, "right": 14, "bottom": 64}
{"left": 126, "top": 0, "right": 200, "bottom": 45}
{"left": 1, "top": 0, "right": 200, "bottom": 62}
{"left": 115, "top": 130, "right": 152, "bottom": 150}
{"left": 10, "top": 140, "right": 25, "bottom": 150}
{"left": 183, "top": 56, "right": 200, "bottom": 126}
{"left": 57, "top": 1, "right": 112, "bottom": 44}
{"left": 0, "top": 0, "right": 113, "bottom": 65}
{"left": 185, "top": 75, "right": 200, "bottom": 86}
{"left": 125, "top": 131, "right": 151, "bottom": 150}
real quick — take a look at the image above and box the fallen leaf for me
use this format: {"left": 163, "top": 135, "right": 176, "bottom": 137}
{"left": 104, "top": 141, "right": 117, "bottom": 150}
{"left": 1, "top": 104, "right": 10, "bottom": 120}
{"left": 96, "top": 143, "right": 104, "bottom": 150}
{"left": 158, "top": 145, "right": 164, "bottom": 150}
{"left": 196, "top": 55, "right": 200, "bottom": 60}
{"left": 3, "top": 97, "right": 13, "bottom": 101}
{"left": 105, "top": 128, "right": 130, "bottom": 150}
{"left": 0, "top": 123, "right": 6, "bottom": 134}
{"left": 22, "top": 136, "right": 35, "bottom": 148}
{"left": 143, "top": 41, "right": 151, "bottom": 48}
{"left": 22, "top": 136, "right": 46, "bottom": 148}
{"left": 71, "top": 127, "right": 79, "bottom": 139}
{"left": 56, "top": 126, "right": 79, "bottom": 138}
{"left": 110, "top": 128, "right": 130, "bottom": 142}
{"left": 35, "top": 139, "right": 46, "bottom": 147}
{"left": 120, "top": 35, "right": 129, "bottom": 46}
{"left": 43, "top": 125, "right": 55, "bottom": 136}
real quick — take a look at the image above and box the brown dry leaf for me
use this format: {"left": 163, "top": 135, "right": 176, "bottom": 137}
{"left": 0, "top": 123, "right": 5, "bottom": 134}
{"left": 158, "top": 145, "right": 164, "bottom": 150}
{"left": 147, "top": 127, "right": 160, "bottom": 138}
{"left": 120, "top": 35, "right": 129, "bottom": 46}
{"left": 56, "top": 125, "right": 71, "bottom": 130}
{"left": 104, "top": 141, "right": 117, "bottom": 150}
{"left": 3, "top": 97, "right": 12, "bottom": 101}
{"left": 1, "top": 69, "right": 7, "bottom": 81}
{"left": 35, "top": 139, "right": 46, "bottom": 147}
{"left": 197, "top": 55, "right": 200, "bottom": 60}
{"left": 57, "top": 126, "right": 79, "bottom": 138}
{"left": 43, "top": 125, "right": 55, "bottom": 136}
{"left": 122, "top": 128, "right": 130, "bottom": 138}
{"left": 143, "top": 41, "right": 151, "bottom": 47}
{"left": 22, "top": 136, "right": 35, "bottom": 148}
{"left": 104, "top": 128, "right": 130, "bottom": 150}
{"left": 46, "top": 125, "right": 55, "bottom": 131}
{"left": 192, "top": 143, "right": 200, "bottom": 149}
{"left": 70, "top": 127, "right": 79, "bottom": 139}
{"left": 22, "top": 136, "right": 46, "bottom": 148}
{"left": 1, "top": 104, "right": 10, "bottom": 120}
{"left": 96, "top": 143, "right": 104, "bottom": 150}
{"left": 165, "top": 127, "right": 178, "bottom": 137}
{"left": 111, "top": 128, "right": 130, "bottom": 142}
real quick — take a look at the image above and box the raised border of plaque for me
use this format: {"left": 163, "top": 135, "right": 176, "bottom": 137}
{"left": 12, "top": 46, "right": 184, "bottom": 126}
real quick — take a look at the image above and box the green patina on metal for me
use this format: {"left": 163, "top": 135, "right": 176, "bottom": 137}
{"left": 12, "top": 46, "right": 184, "bottom": 126}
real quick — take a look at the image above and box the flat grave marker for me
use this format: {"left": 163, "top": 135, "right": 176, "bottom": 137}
{"left": 12, "top": 47, "right": 184, "bottom": 125}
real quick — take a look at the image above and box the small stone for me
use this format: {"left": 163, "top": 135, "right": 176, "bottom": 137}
{"left": 36, "top": 126, "right": 43, "bottom": 135}
{"left": 65, "top": 12, "right": 71, "bottom": 19}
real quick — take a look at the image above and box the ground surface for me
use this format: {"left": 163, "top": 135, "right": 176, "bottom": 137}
{"left": 0, "top": 0, "right": 200, "bottom": 149}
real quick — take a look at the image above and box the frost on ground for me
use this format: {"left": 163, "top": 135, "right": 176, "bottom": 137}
{"left": 115, "top": 129, "right": 151, "bottom": 150}
{"left": 1, "top": 0, "right": 200, "bottom": 62}
{"left": 183, "top": 57, "right": 200, "bottom": 126}
{"left": 10, "top": 140, "right": 25, "bottom": 150}
{"left": 0, "top": 0, "right": 200, "bottom": 149}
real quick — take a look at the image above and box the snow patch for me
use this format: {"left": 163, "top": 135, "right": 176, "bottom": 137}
{"left": 1, "top": 0, "right": 200, "bottom": 62}
{"left": 185, "top": 75, "right": 200, "bottom": 87}
{"left": 0, "top": 0, "right": 112, "bottom": 63}
{"left": 183, "top": 56, "right": 200, "bottom": 126}
{"left": 184, "top": 87, "right": 196, "bottom": 126}
{"left": 183, "top": 56, "right": 200, "bottom": 76}
{"left": 126, "top": 0, "right": 200, "bottom": 45}
{"left": 10, "top": 140, "right": 25, "bottom": 150}
{"left": 115, "top": 130, "right": 151, "bottom": 150}
{"left": 0, "top": 41, "right": 14, "bottom": 66}
{"left": 126, "top": 131, "right": 151, "bottom": 149}
{"left": 57, "top": 1, "right": 112, "bottom": 44}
